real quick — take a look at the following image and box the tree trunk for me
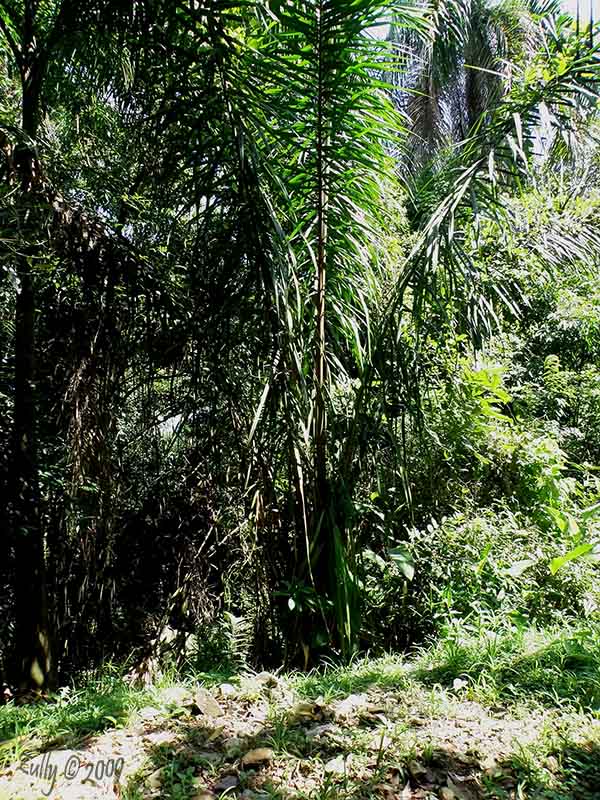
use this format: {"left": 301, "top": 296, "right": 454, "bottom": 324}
{"left": 12, "top": 252, "right": 53, "bottom": 691}
{"left": 312, "top": 1, "right": 333, "bottom": 624}
{"left": 9, "top": 10, "right": 53, "bottom": 691}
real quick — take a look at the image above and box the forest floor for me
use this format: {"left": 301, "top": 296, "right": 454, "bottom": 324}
{"left": 1, "top": 623, "right": 600, "bottom": 800}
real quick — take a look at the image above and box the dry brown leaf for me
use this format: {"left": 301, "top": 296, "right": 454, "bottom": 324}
{"left": 241, "top": 747, "right": 274, "bottom": 766}
{"left": 399, "top": 782, "right": 412, "bottom": 800}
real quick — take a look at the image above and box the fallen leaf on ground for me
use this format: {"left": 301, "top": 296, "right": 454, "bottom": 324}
{"left": 324, "top": 754, "right": 351, "bottom": 774}
{"left": 241, "top": 747, "right": 274, "bottom": 766}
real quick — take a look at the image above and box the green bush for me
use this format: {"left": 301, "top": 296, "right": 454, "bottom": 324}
{"left": 397, "top": 358, "right": 576, "bottom": 520}
{"left": 360, "top": 506, "right": 600, "bottom": 651}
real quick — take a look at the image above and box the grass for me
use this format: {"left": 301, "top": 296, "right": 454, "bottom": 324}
{"left": 0, "top": 661, "right": 232, "bottom": 769}
{"left": 292, "top": 653, "right": 408, "bottom": 701}
{"left": 0, "top": 666, "right": 149, "bottom": 767}
{"left": 2, "top": 619, "right": 600, "bottom": 799}
{"left": 414, "top": 618, "right": 600, "bottom": 711}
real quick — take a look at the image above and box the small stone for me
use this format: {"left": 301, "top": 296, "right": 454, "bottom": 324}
{"left": 214, "top": 774, "right": 239, "bottom": 792}
{"left": 324, "top": 754, "right": 350, "bottom": 774}
{"left": 291, "top": 701, "right": 326, "bottom": 723}
{"left": 408, "top": 760, "right": 427, "bottom": 779}
{"left": 147, "top": 768, "right": 163, "bottom": 789}
{"left": 219, "top": 683, "right": 237, "bottom": 698}
{"left": 241, "top": 747, "right": 274, "bottom": 766}
{"left": 192, "top": 688, "right": 223, "bottom": 717}
{"left": 191, "top": 786, "right": 215, "bottom": 800}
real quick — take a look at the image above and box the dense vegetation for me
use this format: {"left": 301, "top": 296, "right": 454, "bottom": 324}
{"left": 3, "top": 2, "right": 600, "bottom": 798}
{"left": 0, "top": 0, "right": 599, "bottom": 716}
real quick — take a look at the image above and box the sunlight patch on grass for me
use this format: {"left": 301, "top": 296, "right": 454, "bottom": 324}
{"left": 291, "top": 653, "right": 408, "bottom": 701}
{"left": 413, "top": 619, "right": 600, "bottom": 711}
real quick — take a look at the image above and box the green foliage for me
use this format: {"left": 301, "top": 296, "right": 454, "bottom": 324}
{"left": 1, "top": 0, "right": 600, "bottom": 685}
{"left": 361, "top": 506, "right": 600, "bottom": 650}
{"left": 293, "top": 652, "right": 408, "bottom": 701}
{"left": 188, "top": 613, "right": 253, "bottom": 673}
{"left": 418, "top": 620, "right": 600, "bottom": 710}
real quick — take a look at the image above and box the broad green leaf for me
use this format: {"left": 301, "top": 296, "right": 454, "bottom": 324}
{"left": 476, "top": 542, "right": 492, "bottom": 575}
{"left": 389, "top": 546, "right": 414, "bottom": 581}
{"left": 550, "top": 543, "right": 594, "bottom": 575}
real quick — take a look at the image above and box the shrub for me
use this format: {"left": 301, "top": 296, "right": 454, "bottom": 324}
{"left": 360, "top": 506, "right": 600, "bottom": 652}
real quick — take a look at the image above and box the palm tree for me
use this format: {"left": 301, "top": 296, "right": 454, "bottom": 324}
{"left": 2, "top": 0, "right": 599, "bottom": 679}
{"left": 390, "top": 0, "right": 549, "bottom": 163}
{"left": 343, "top": 3, "right": 600, "bottom": 493}
{"left": 213, "top": 0, "right": 600, "bottom": 657}
{"left": 228, "top": 0, "right": 425, "bottom": 657}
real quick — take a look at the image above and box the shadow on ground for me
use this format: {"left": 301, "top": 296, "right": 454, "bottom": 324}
{"left": 122, "top": 708, "right": 600, "bottom": 800}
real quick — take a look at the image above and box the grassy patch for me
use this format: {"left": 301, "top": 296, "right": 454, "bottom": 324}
{"left": 0, "top": 668, "right": 153, "bottom": 767}
{"left": 0, "top": 665, "right": 229, "bottom": 767}
{"left": 3, "top": 622, "right": 600, "bottom": 799}
{"left": 292, "top": 653, "right": 408, "bottom": 701}
{"left": 414, "top": 619, "right": 600, "bottom": 711}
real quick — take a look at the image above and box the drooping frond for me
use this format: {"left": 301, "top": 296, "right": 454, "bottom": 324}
{"left": 340, "top": 16, "right": 600, "bottom": 490}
